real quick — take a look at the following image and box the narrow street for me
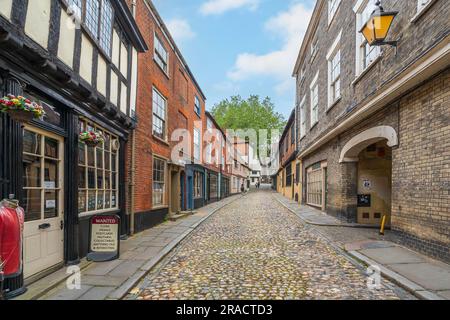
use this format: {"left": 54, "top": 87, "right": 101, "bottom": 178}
{"left": 129, "top": 189, "right": 412, "bottom": 300}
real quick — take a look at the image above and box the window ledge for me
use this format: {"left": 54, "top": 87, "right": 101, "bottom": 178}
{"left": 352, "top": 55, "right": 382, "bottom": 87}
{"left": 327, "top": 96, "right": 341, "bottom": 113}
{"left": 152, "top": 205, "right": 168, "bottom": 210}
{"left": 310, "top": 121, "right": 318, "bottom": 131}
{"left": 152, "top": 135, "right": 169, "bottom": 146}
{"left": 411, "top": 1, "right": 437, "bottom": 23}
{"left": 153, "top": 58, "right": 170, "bottom": 79}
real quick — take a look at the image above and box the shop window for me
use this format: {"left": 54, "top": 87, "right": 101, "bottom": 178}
{"left": 152, "top": 157, "right": 166, "bottom": 206}
{"left": 210, "top": 174, "right": 218, "bottom": 199}
{"left": 78, "top": 119, "right": 119, "bottom": 215}
{"left": 307, "top": 164, "right": 323, "bottom": 207}
{"left": 194, "top": 171, "right": 203, "bottom": 199}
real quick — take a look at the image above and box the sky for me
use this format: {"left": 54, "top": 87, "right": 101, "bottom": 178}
{"left": 152, "top": 0, "right": 315, "bottom": 118}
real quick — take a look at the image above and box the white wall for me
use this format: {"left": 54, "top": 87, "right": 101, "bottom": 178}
{"left": 97, "top": 55, "right": 108, "bottom": 96}
{"left": 57, "top": 10, "right": 76, "bottom": 68}
{"left": 25, "top": 0, "right": 51, "bottom": 48}
{"left": 79, "top": 35, "right": 93, "bottom": 84}
{"left": 0, "top": 0, "right": 13, "bottom": 20}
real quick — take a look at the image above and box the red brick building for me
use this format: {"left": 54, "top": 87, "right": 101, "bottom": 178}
{"left": 127, "top": 0, "right": 206, "bottom": 233}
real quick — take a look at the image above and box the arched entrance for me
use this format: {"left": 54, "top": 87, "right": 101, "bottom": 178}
{"left": 340, "top": 126, "right": 398, "bottom": 226}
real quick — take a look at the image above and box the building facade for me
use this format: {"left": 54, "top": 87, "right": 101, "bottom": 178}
{"left": 0, "top": 0, "right": 146, "bottom": 290}
{"left": 293, "top": 0, "right": 449, "bottom": 261}
{"left": 128, "top": 0, "right": 207, "bottom": 231}
{"left": 277, "top": 110, "right": 301, "bottom": 202}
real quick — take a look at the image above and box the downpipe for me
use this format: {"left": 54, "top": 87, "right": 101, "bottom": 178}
{"left": 130, "top": 130, "right": 136, "bottom": 235}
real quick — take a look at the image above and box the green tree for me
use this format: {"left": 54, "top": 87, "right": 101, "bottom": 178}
{"left": 211, "top": 95, "right": 286, "bottom": 160}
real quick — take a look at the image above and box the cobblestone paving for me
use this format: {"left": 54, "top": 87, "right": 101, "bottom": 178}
{"left": 133, "top": 190, "right": 409, "bottom": 300}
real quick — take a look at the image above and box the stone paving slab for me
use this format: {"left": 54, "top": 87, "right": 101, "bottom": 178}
{"left": 360, "top": 247, "right": 426, "bottom": 264}
{"left": 387, "top": 262, "right": 450, "bottom": 291}
{"left": 78, "top": 287, "right": 115, "bottom": 300}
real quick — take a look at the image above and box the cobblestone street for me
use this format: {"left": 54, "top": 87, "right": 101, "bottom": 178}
{"left": 130, "top": 190, "right": 413, "bottom": 300}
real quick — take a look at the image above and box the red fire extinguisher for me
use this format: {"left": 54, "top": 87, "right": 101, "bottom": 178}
{"left": 0, "top": 196, "right": 25, "bottom": 300}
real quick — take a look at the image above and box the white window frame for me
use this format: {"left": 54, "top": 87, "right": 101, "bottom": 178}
{"left": 354, "top": 0, "right": 381, "bottom": 77}
{"left": 194, "top": 96, "right": 201, "bottom": 116}
{"left": 152, "top": 156, "right": 166, "bottom": 207}
{"left": 310, "top": 37, "right": 319, "bottom": 62}
{"left": 309, "top": 71, "right": 319, "bottom": 129}
{"left": 328, "top": 0, "right": 342, "bottom": 25}
{"left": 299, "top": 96, "right": 306, "bottom": 139}
{"left": 327, "top": 31, "right": 342, "bottom": 109}
{"left": 412, "top": 0, "right": 436, "bottom": 22}
{"left": 154, "top": 33, "right": 169, "bottom": 74}
{"left": 194, "top": 128, "right": 201, "bottom": 161}
{"left": 77, "top": 119, "right": 119, "bottom": 216}
{"left": 152, "top": 87, "right": 167, "bottom": 141}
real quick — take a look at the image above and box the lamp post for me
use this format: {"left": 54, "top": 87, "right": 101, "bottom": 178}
{"left": 360, "top": 0, "right": 399, "bottom": 51}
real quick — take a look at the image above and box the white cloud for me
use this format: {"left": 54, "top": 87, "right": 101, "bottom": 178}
{"left": 227, "top": 2, "right": 313, "bottom": 93}
{"left": 200, "top": 0, "right": 260, "bottom": 15}
{"left": 166, "top": 19, "right": 196, "bottom": 43}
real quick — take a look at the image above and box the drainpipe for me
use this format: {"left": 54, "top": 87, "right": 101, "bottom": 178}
{"left": 130, "top": 130, "right": 136, "bottom": 235}
{"left": 131, "top": 0, "right": 137, "bottom": 17}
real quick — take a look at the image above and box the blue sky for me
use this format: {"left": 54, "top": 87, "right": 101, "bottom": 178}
{"left": 152, "top": 0, "right": 315, "bottom": 118}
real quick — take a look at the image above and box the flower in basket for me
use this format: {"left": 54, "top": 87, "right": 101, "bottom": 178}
{"left": 79, "top": 130, "right": 104, "bottom": 147}
{"left": 0, "top": 94, "right": 46, "bottom": 120}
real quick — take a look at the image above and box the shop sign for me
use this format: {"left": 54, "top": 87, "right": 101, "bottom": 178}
{"left": 87, "top": 215, "right": 120, "bottom": 262}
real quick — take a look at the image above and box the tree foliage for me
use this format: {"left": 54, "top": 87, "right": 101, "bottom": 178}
{"left": 211, "top": 95, "right": 286, "bottom": 135}
{"left": 211, "top": 95, "right": 286, "bottom": 161}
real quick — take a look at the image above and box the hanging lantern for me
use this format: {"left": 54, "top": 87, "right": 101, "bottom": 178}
{"left": 360, "top": 0, "right": 398, "bottom": 47}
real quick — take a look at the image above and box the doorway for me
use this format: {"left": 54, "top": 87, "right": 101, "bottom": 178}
{"left": 356, "top": 141, "right": 392, "bottom": 225}
{"left": 22, "top": 126, "right": 64, "bottom": 278}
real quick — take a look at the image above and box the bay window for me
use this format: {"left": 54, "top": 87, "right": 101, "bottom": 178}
{"left": 78, "top": 119, "right": 119, "bottom": 215}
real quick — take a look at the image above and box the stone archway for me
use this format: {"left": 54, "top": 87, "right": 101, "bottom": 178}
{"left": 339, "top": 126, "right": 398, "bottom": 163}
{"left": 339, "top": 126, "right": 398, "bottom": 225}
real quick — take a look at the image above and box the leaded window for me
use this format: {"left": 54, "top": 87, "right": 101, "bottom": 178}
{"left": 85, "top": 0, "right": 99, "bottom": 38}
{"left": 99, "top": 0, "right": 113, "bottom": 54}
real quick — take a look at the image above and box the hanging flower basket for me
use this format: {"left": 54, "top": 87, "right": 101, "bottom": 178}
{"left": 0, "top": 94, "right": 46, "bottom": 123}
{"left": 79, "top": 130, "right": 104, "bottom": 148}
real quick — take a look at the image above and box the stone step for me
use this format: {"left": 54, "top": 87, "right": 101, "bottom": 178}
{"left": 168, "top": 211, "right": 196, "bottom": 221}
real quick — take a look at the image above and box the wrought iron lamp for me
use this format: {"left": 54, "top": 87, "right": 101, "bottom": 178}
{"left": 360, "top": 0, "right": 399, "bottom": 49}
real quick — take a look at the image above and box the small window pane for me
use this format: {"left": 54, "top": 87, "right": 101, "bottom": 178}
{"left": 23, "top": 189, "right": 41, "bottom": 222}
{"left": 78, "top": 166, "right": 86, "bottom": 188}
{"left": 97, "top": 191, "right": 104, "bottom": 210}
{"left": 97, "top": 169, "right": 104, "bottom": 189}
{"left": 78, "top": 191, "right": 86, "bottom": 213}
{"left": 85, "top": 0, "right": 99, "bottom": 38}
{"left": 96, "top": 149, "right": 103, "bottom": 168}
{"left": 44, "top": 190, "right": 58, "bottom": 219}
{"left": 87, "top": 146, "right": 95, "bottom": 167}
{"left": 23, "top": 130, "right": 41, "bottom": 155}
{"left": 78, "top": 142, "right": 86, "bottom": 165}
{"left": 44, "top": 159, "right": 59, "bottom": 188}
{"left": 88, "top": 168, "right": 96, "bottom": 189}
{"left": 23, "top": 155, "right": 41, "bottom": 188}
{"left": 88, "top": 191, "right": 96, "bottom": 211}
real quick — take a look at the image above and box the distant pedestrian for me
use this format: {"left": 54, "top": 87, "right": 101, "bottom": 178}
{"left": 241, "top": 183, "right": 245, "bottom": 194}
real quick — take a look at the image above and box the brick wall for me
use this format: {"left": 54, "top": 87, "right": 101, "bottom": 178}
{"left": 392, "top": 68, "right": 450, "bottom": 261}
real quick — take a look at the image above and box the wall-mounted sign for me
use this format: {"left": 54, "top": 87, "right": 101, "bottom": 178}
{"left": 363, "top": 179, "right": 372, "bottom": 190}
{"left": 357, "top": 194, "right": 371, "bottom": 207}
{"left": 87, "top": 215, "right": 120, "bottom": 262}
